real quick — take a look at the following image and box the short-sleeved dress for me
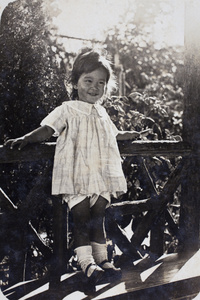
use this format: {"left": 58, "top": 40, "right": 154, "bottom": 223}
{"left": 41, "top": 100, "right": 127, "bottom": 198}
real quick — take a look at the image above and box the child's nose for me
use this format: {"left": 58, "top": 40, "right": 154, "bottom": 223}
{"left": 92, "top": 83, "right": 99, "bottom": 90}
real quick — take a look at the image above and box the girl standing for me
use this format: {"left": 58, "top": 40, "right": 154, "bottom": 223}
{"left": 5, "top": 49, "right": 146, "bottom": 292}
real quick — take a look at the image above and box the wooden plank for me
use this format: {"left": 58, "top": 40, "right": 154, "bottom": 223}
{"left": 0, "top": 143, "right": 55, "bottom": 163}
{"left": 108, "top": 198, "right": 153, "bottom": 216}
{"left": 92, "top": 251, "right": 200, "bottom": 299}
{"left": 3, "top": 251, "right": 200, "bottom": 300}
{"left": 118, "top": 140, "right": 191, "bottom": 157}
{"left": 0, "top": 141, "right": 191, "bottom": 164}
{"left": 96, "top": 276, "right": 200, "bottom": 300}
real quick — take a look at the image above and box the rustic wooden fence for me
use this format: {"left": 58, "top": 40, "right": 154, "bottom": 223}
{"left": 0, "top": 140, "right": 195, "bottom": 287}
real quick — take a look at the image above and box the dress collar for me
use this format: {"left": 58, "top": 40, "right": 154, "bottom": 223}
{"left": 67, "top": 100, "right": 104, "bottom": 117}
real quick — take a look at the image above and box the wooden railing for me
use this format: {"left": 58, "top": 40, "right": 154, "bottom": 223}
{"left": 0, "top": 140, "right": 191, "bottom": 163}
{"left": 0, "top": 140, "right": 192, "bottom": 286}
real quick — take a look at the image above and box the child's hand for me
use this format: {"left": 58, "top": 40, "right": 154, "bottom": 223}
{"left": 4, "top": 126, "right": 55, "bottom": 149}
{"left": 138, "top": 129, "right": 152, "bottom": 139}
{"left": 117, "top": 128, "right": 152, "bottom": 141}
{"left": 4, "top": 136, "right": 29, "bottom": 150}
{"left": 128, "top": 129, "right": 152, "bottom": 140}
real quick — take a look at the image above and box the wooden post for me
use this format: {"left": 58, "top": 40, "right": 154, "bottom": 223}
{"left": 138, "top": 158, "right": 165, "bottom": 256}
{"left": 49, "top": 198, "right": 68, "bottom": 288}
{"left": 179, "top": 0, "right": 200, "bottom": 252}
{"left": 150, "top": 211, "right": 165, "bottom": 257}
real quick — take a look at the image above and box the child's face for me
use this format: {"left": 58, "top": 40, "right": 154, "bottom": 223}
{"left": 75, "top": 67, "right": 107, "bottom": 104}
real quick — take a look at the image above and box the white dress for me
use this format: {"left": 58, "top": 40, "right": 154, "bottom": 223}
{"left": 41, "top": 100, "right": 127, "bottom": 197}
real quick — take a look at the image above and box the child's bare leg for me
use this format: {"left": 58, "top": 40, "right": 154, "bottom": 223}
{"left": 72, "top": 197, "right": 104, "bottom": 281}
{"left": 90, "top": 196, "right": 107, "bottom": 243}
{"left": 90, "top": 196, "right": 122, "bottom": 278}
{"left": 72, "top": 197, "right": 91, "bottom": 248}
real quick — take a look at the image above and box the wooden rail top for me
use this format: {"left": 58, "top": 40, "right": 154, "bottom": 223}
{"left": 0, "top": 140, "right": 191, "bottom": 163}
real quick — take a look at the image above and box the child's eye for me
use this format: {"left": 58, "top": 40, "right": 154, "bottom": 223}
{"left": 85, "top": 79, "right": 92, "bottom": 83}
{"left": 99, "top": 81, "right": 105, "bottom": 85}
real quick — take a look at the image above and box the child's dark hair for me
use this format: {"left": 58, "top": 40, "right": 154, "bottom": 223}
{"left": 70, "top": 48, "right": 117, "bottom": 99}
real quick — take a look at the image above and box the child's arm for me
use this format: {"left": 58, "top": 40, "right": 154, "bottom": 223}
{"left": 116, "top": 129, "right": 151, "bottom": 141}
{"left": 4, "top": 125, "right": 55, "bottom": 150}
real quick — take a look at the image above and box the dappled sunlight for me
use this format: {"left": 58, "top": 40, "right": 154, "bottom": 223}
{"left": 170, "top": 250, "right": 200, "bottom": 282}
{"left": 18, "top": 283, "right": 49, "bottom": 300}
{"left": 62, "top": 291, "right": 87, "bottom": 300}
{"left": 140, "top": 262, "right": 163, "bottom": 282}
{"left": 94, "top": 282, "right": 127, "bottom": 300}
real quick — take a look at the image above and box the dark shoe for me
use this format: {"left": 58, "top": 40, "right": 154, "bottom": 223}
{"left": 82, "top": 263, "right": 104, "bottom": 295}
{"left": 99, "top": 260, "right": 122, "bottom": 280}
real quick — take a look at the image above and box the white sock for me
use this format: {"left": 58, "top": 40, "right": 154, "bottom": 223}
{"left": 91, "top": 242, "right": 108, "bottom": 265}
{"left": 75, "top": 245, "right": 100, "bottom": 277}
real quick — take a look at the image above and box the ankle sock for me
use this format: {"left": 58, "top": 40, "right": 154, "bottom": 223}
{"left": 91, "top": 241, "right": 108, "bottom": 265}
{"left": 75, "top": 245, "right": 97, "bottom": 277}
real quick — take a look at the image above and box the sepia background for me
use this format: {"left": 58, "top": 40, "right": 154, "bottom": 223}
{"left": 1, "top": 1, "right": 198, "bottom": 299}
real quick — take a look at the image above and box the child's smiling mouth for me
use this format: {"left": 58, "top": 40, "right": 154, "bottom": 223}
{"left": 89, "top": 92, "right": 98, "bottom": 96}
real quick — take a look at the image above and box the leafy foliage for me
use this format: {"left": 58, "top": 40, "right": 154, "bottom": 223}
{"left": 105, "top": 5, "right": 184, "bottom": 138}
{"left": 0, "top": 0, "right": 69, "bottom": 141}
{"left": 0, "top": 0, "right": 70, "bottom": 249}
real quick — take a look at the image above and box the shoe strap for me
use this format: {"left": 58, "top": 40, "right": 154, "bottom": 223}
{"left": 99, "top": 260, "right": 109, "bottom": 267}
{"left": 85, "top": 263, "right": 97, "bottom": 277}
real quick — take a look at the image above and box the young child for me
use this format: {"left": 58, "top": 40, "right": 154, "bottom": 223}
{"left": 5, "top": 48, "right": 147, "bottom": 291}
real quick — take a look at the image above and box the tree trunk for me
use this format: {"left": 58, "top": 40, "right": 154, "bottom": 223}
{"left": 180, "top": 0, "right": 200, "bottom": 252}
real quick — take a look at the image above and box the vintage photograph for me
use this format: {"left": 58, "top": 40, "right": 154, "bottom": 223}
{"left": 0, "top": 0, "right": 199, "bottom": 299}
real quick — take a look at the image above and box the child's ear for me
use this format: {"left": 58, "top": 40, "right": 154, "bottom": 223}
{"left": 104, "top": 85, "right": 108, "bottom": 95}
{"left": 74, "top": 84, "right": 78, "bottom": 89}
